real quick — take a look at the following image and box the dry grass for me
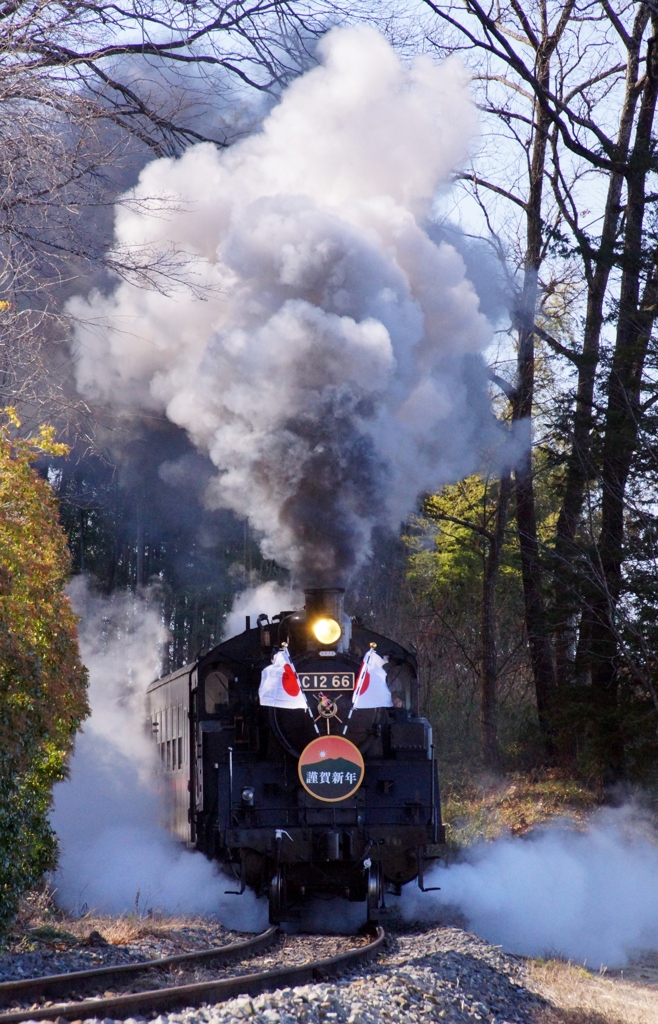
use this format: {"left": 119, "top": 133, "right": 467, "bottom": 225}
{"left": 8, "top": 884, "right": 214, "bottom": 948}
{"left": 61, "top": 913, "right": 196, "bottom": 945}
{"left": 441, "top": 770, "right": 600, "bottom": 850}
{"left": 528, "top": 958, "right": 658, "bottom": 1024}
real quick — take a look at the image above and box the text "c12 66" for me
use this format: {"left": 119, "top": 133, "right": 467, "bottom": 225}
{"left": 299, "top": 673, "right": 355, "bottom": 691}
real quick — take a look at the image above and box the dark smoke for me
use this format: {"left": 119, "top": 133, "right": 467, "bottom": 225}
{"left": 69, "top": 26, "right": 520, "bottom": 586}
{"left": 267, "top": 404, "right": 386, "bottom": 587}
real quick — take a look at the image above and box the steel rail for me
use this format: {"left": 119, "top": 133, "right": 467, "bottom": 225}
{"left": 0, "top": 926, "right": 278, "bottom": 1010}
{"left": 0, "top": 927, "right": 385, "bottom": 1023}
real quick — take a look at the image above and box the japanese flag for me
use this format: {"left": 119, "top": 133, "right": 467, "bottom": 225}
{"left": 352, "top": 648, "right": 392, "bottom": 709}
{"left": 259, "top": 647, "right": 308, "bottom": 709}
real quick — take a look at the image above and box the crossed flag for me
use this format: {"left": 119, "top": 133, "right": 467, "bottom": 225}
{"left": 258, "top": 643, "right": 392, "bottom": 720}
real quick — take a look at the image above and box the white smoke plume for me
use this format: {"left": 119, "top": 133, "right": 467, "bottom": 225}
{"left": 401, "top": 808, "right": 658, "bottom": 968}
{"left": 222, "top": 581, "right": 304, "bottom": 639}
{"left": 69, "top": 25, "right": 512, "bottom": 587}
{"left": 50, "top": 578, "right": 267, "bottom": 929}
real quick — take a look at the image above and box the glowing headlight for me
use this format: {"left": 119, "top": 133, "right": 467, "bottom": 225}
{"left": 312, "top": 617, "right": 342, "bottom": 645}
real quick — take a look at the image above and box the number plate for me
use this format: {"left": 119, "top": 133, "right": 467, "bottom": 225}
{"left": 299, "top": 672, "right": 355, "bottom": 692}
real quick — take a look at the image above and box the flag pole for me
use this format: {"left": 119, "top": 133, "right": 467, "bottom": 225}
{"left": 282, "top": 642, "right": 320, "bottom": 734}
{"left": 342, "top": 643, "right": 376, "bottom": 735}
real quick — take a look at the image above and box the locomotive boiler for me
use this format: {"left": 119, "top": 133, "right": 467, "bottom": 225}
{"left": 147, "top": 587, "right": 445, "bottom": 924}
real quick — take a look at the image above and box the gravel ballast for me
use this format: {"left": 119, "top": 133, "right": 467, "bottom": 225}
{"left": 0, "top": 923, "right": 240, "bottom": 984}
{"left": 7, "top": 924, "right": 552, "bottom": 1024}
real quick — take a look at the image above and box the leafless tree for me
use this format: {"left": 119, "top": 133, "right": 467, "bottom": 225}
{"left": 420, "top": 0, "right": 658, "bottom": 774}
{"left": 0, "top": 0, "right": 366, "bottom": 423}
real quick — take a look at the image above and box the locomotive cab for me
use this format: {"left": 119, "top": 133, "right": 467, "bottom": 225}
{"left": 147, "top": 587, "right": 444, "bottom": 924}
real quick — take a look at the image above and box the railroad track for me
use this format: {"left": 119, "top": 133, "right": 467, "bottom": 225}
{"left": 0, "top": 926, "right": 385, "bottom": 1023}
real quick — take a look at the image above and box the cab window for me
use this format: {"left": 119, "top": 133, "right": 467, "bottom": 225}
{"left": 204, "top": 669, "right": 230, "bottom": 713}
{"left": 385, "top": 661, "right": 414, "bottom": 710}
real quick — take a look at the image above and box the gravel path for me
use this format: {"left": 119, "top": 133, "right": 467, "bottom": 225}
{"left": 6, "top": 924, "right": 553, "bottom": 1024}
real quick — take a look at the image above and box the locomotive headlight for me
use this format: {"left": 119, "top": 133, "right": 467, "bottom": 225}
{"left": 241, "top": 786, "right": 255, "bottom": 806}
{"left": 312, "top": 617, "right": 342, "bottom": 645}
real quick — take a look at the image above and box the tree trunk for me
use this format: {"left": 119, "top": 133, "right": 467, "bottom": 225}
{"left": 511, "top": 46, "right": 558, "bottom": 742}
{"left": 586, "top": 20, "right": 658, "bottom": 778}
{"left": 481, "top": 472, "right": 511, "bottom": 768}
{"left": 552, "top": 7, "right": 650, "bottom": 684}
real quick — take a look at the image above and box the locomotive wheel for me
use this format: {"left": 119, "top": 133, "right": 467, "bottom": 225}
{"left": 366, "top": 861, "right": 383, "bottom": 922}
{"left": 268, "top": 866, "right": 285, "bottom": 924}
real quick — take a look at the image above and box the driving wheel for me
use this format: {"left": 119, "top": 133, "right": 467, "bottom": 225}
{"left": 268, "top": 866, "right": 285, "bottom": 924}
{"left": 366, "top": 860, "right": 383, "bottom": 922}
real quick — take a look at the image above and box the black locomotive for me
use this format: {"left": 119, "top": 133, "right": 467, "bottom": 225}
{"left": 147, "top": 587, "right": 445, "bottom": 924}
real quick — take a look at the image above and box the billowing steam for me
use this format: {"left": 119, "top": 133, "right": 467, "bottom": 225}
{"left": 222, "top": 580, "right": 303, "bottom": 639}
{"left": 69, "top": 25, "right": 510, "bottom": 587}
{"left": 401, "top": 809, "right": 658, "bottom": 968}
{"left": 50, "top": 578, "right": 267, "bottom": 928}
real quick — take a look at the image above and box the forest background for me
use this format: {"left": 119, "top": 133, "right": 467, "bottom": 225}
{"left": 3, "top": 0, "right": 658, "bottom": 923}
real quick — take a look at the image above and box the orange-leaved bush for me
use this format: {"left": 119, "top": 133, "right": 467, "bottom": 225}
{"left": 0, "top": 409, "right": 88, "bottom": 931}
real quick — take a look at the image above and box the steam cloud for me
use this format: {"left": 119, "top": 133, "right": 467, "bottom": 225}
{"left": 50, "top": 578, "right": 267, "bottom": 928}
{"left": 69, "top": 25, "right": 512, "bottom": 587}
{"left": 222, "top": 581, "right": 303, "bottom": 639}
{"left": 401, "top": 809, "right": 658, "bottom": 967}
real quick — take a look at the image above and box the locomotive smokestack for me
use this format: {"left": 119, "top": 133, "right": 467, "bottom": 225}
{"left": 304, "top": 587, "right": 345, "bottom": 624}
{"left": 304, "top": 587, "right": 349, "bottom": 649}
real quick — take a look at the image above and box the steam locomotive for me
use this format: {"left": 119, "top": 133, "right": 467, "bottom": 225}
{"left": 147, "top": 588, "right": 445, "bottom": 924}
